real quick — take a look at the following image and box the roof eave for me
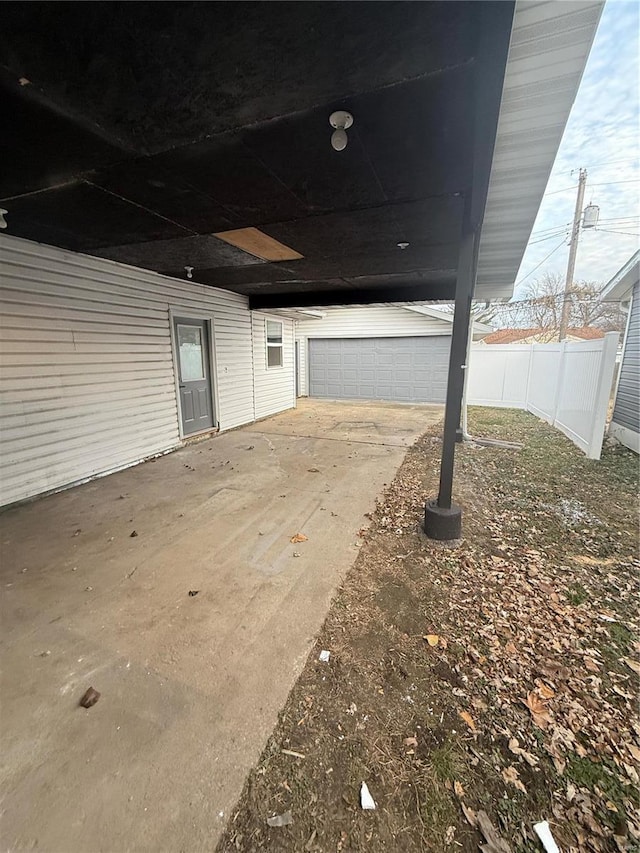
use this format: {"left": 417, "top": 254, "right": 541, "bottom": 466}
{"left": 475, "top": 0, "right": 604, "bottom": 301}
{"left": 601, "top": 250, "right": 640, "bottom": 301}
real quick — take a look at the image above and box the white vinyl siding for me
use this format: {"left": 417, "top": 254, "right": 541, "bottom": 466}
{"left": 295, "top": 306, "right": 453, "bottom": 395}
{"left": 0, "top": 235, "right": 256, "bottom": 506}
{"left": 252, "top": 312, "right": 295, "bottom": 420}
{"left": 611, "top": 281, "right": 639, "bottom": 452}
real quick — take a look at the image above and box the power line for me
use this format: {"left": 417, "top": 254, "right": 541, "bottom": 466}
{"left": 531, "top": 221, "right": 572, "bottom": 236}
{"left": 583, "top": 157, "right": 640, "bottom": 170}
{"left": 530, "top": 225, "right": 571, "bottom": 238}
{"left": 595, "top": 217, "right": 640, "bottom": 224}
{"left": 543, "top": 177, "right": 640, "bottom": 197}
{"left": 514, "top": 239, "right": 568, "bottom": 288}
{"left": 588, "top": 179, "right": 640, "bottom": 187}
{"left": 594, "top": 228, "right": 640, "bottom": 237}
{"left": 499, "top": 289, "right": 619, "bottom": 308}
{"left": 529, "top": 231, "right": 570, "bottom": 246}
{"left": 544, "top": 185, "right": 578, "bottom": 197}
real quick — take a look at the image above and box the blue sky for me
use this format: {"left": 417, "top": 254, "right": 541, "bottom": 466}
{"left": 513, "top": 0, "right": 639, "bottom": 297}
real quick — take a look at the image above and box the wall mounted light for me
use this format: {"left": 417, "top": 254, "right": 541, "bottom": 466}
{"left": 0, "top": 208, "right": 7, "bottom": 229}
{"left": 184, "top": 266, "right": 194, "bottom": 279}
{"left": 329, "top": 111, "right": 354, "bottom": 152}
{"left": 397, "top": 242, "right": 410, "bottom": 250}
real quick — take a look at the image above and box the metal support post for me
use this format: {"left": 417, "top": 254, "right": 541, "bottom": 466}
{"left": 424, "top": 228, "right": 476, "bottom": 540}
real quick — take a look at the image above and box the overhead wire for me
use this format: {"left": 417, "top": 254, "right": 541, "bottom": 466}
{"left": 594, "top": 228, "right": 640, "bottom": 237}
{"left": 588, "top": 179, "right": 640, "bottom": 187}
{"left": 528, "top": 231, "right": 570, "bottom": 246}
{"left": 544, "top": 185, "right": 578, "bottom": 197}
{"left": 543, "top": 177, "right": 640, "bottom": 198}
{"left": 530, "top": 225, "right": 571, "bottom": 237}
{"left": 594, "top": 217, "right": 640, "bottom": 224}
{"left": 585, "top": 157, "right": 640, "bottom": 168}
{"left": 514, "top": 239, "right": 568, "bottom": 288}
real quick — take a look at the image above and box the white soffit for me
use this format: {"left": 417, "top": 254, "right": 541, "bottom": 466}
{"left": 475, "top": 0, "right": 603, "bottom": 301}
{"left": 601, "top": 250, "right": 640, "bottom": 301}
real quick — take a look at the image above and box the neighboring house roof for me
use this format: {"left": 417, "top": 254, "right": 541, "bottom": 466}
{"left": 601, "top": 250, "right": 640, "bottom": 301}
{"left": 483, "top": 326, "right": 605, "bottom": 344}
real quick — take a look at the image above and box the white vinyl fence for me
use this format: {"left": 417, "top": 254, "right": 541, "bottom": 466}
{"left": 467, "top": 332, "right": 619, "bottom": 459}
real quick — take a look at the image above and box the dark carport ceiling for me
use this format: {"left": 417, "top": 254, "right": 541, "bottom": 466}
{"left": 0, "top": 1, "right": 514, "bottom": 307}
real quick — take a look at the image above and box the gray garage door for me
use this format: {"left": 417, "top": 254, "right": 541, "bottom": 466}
{"left": 308, "top": 336, "right": 450, "bottom": 403}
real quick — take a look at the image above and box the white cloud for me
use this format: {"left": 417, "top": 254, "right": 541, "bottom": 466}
{"left": 513, "top": 0, "right": 639, "bottom": 297}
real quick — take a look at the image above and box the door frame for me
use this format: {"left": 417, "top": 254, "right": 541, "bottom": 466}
{"left": 169, "top": 307, "right": 220, "bottom": 440}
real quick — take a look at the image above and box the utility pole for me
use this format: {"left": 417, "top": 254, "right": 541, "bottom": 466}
{"left": 558, "top": 167, "right": 587, "bottom": 340}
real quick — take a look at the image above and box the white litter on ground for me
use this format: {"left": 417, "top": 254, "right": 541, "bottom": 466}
{"left": 319, "top": 650, "right": 330, "bottom": 663}
{"left": 534, "top": 820, "right": 560, "bottom": 853}
{"left": 360, "top": 781, "right": 376, "bottom": 810}
{"left": 267, "top": 810, "right": 293, "bottom": 827}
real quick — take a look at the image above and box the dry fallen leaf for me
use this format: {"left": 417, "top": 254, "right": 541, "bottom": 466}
{"left": 521, "top": 690, "right": 552, "bottom": 729}
{"left": 501, "top": 765, "right": 526, "bottom": 793}
{"left": 461, "top": 802, "right": 477, "bottom": 827}
{"left": 537, "top": 682, "right": 555, "bottom": 700}
{"left": 627, "top": 743, "right": 640, "bottom": 762}
{"left": 622, "top": 657, "right": 640, "bottom": 676}
{"left": 476, "top": 809, "right": 512, "bottom": 853}
{"left": 290, "top": 533, "right": 308, "bottom": 544}
{"left": 458, "top": 710, "right": 477, "bottom": 731}
{"left": 424, "top": 634, "right": 440, "bottom": 647}
{"left": 508, "top": 737, "right": 539, "bottom": 766}
{"left": 453, "top": 780, "right": 465, "bottom": 798}
{"left": 539, "top": 660, "right": 571, "bottom": 681}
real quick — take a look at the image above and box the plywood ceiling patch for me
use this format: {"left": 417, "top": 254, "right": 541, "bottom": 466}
{"left": 214, "top": 227, "right": 303, "bottom": 261}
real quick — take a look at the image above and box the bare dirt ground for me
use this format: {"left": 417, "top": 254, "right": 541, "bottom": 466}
{"left": 216, "top": 408, "right": 639, "bottom": 853}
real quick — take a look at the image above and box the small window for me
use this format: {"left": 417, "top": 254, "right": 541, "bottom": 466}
{"left": 177, "top": 324, "right": 205, "bottom": 381}
{"left": 266, "top": 319, "right": 283, "bottom": 368}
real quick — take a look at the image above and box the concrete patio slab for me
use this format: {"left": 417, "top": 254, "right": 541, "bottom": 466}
{"left": 0, "top": 399, "right": 442, "bottom": 852}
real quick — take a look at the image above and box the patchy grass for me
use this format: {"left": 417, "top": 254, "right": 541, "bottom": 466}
{"left": 217, "top": 409, "right": 639, "bottom": 853}
{"left": 567, "top": 582, "right": 589, "bottom": 606}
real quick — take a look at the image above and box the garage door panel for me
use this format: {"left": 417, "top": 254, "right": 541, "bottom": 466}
{"left": 394, "top": 370, "right": 413, "bottom": 384}
{"left": 394, "top": 353, "right": 412, "bottom": 366}
{"left": 394, "top": 387, "right": 411, "bottom": 399}
{"left": 412, "top": 369, "right": 431, "bottom": 382}
{"left": 308, "top": 336, "right": 450, "bottom": 402}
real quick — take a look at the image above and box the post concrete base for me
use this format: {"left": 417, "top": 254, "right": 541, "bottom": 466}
{"left": 424, "top": 499, "right": 462, "bottom": 541}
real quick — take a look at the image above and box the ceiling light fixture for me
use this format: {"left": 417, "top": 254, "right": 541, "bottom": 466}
{"left": 329, "top": 110, "right": 353, "bottom": 152}
{"left": 0, "top": 208, "right": 7, "bottom": 229}
{"left": 184, "top": 266, "right": 194, "bottom": 279}
{"left": 397, "top": 241, "right": 410, "bottom": 250}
